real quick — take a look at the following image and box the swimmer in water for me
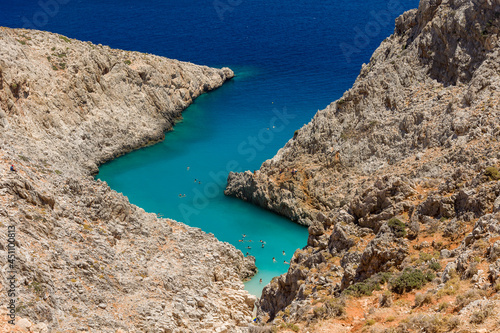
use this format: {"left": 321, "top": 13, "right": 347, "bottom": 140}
{"left": 272, "top": 257, "right": 276, "bottom": 263}
{"left": 259, "top": 279, "right": 262, "bottom": 284}
{"left": 282, "top": 251, "right": 286, "bottom": 256}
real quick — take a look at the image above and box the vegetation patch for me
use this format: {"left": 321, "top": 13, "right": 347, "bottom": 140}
{"left": 388, "top": 217, "right": 406, "bottom": 238}
{"left": 314, "top": 297, "right": 346, "bottom": 319}
{"left": 59, "top": 35, "right": 72, "bottom": 43}
{"left": 455, "top": 289, "right": 485, "bottom": 311}
{"left": 278, "top": 323, "right": 299, "bottom": 332}
{"left": 414, "top": 292, "right": 434, "bottom": 308}
{"left": 390, "top": 268, "right": 433, "bottom": 294}
{"left": 344, "top": 272, "right": 391, "bottom": 297}
{"left": 401, "top": 314, "right": 460, "bottom": 333}
{"left": 436, "top": 274, "right": 460, "bottom": 298}
{"left": 428, "top": 261, "right": 441, "bottom": 272}
{"left": 470, "top": 303, "right": 495, "bottom": 324}
{"left": 484, "top": 166, "right": 500, "bottom": 181}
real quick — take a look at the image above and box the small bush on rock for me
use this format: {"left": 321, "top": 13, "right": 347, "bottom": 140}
{"left": 391, "top": 268, "right": 432, "bottom": 294}
{"left": 484, "top": 166, "right": 500, "bottom": 181}
{"left": 388, "top": 218, "right": 407, "bottom": 238}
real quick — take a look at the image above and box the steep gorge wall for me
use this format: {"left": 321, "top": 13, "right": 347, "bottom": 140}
{"left": 226, "top": 0, "right": 500, "bottom": 330}
{"left": 0, "top": 27, "right": 256, "bottom": 333}
{"left": 226, "top": 0, "right": 500, "bottom": 227}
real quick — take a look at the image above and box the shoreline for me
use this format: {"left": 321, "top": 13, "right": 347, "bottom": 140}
{"left": 0, "top": 27, "right": 257, "bottom": 332}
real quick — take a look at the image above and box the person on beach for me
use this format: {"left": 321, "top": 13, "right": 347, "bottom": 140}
{"left": 10, "top": 164, "right": 16, "bottom": 172}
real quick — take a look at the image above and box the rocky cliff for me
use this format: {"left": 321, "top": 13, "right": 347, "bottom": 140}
{"left": 227, "top": 0, "right": 500, "bottom": 331}
{"left": 0, "top": 27, "right": 256, "bottom": 332}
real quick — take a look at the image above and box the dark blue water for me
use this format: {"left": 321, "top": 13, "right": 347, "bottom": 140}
{"left": 1, "top": 0, "right": 419, "bottom": 295}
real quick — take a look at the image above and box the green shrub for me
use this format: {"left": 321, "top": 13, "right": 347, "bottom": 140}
{"left": 378, "top": 272, "right": 392, "bottom": 284}
{"left": 485, "top": 166, "right": 500, "bottom": 181}
{"left": 59, "top": 35, "right": 71, "bottom": 43}
{"left": 365, "top": 319, "right": 376, "bottom": 326}
{"left": 346, "top": 282, "right": 375, "bottom": 296}
{"left": 391, "top": 268, "right": 431, "bottom": 294}
{"left": 124, "top": 59, "right": 132, "bottom": 65}
{"left": 388, "top": 218, "right": 406, "bottom": 238}
{"left": 345, "top": 281, "right": 379, "bottom": 297}
{"left": 420, "top": 252, "right": 433, "bottom": 261}
{"left": 428, "top": 261, "right": 441, "bottom": 272}
{"left": 344, "top": 272, "right": 392, "bottom": 297}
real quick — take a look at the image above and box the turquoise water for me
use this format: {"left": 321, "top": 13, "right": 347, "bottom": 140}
{"left": 97, "top": 71, "right": 310, "bottom": 295}
{"left": 1, "top": 0, "right": 420, "bottom": 295}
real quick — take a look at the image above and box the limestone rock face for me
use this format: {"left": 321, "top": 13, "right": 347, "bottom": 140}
{"left": 225, "top": 0, "right": 500, "bottom": 327}
{"left": 0, "top": 27, "right": 255, "bottom": 332}
{"left": 226, "top": 0, "right": 500, "bottom": 227}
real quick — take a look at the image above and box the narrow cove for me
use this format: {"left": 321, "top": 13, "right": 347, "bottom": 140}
{"left": 97, "top": 70, "right": 310, "bottom": 296}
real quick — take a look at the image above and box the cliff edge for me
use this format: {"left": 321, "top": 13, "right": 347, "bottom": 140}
{"left": 0, "top": 27, "right": 256, "bottom": 333}
{"left": 227, "top": 0, "right": 500, "bottom": 331}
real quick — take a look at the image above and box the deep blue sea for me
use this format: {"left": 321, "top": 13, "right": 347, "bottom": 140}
{"left": 1, "top": 0, "right": 419, "bottom": 295}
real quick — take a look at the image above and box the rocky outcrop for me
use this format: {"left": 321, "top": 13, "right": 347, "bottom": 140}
{"left": 226, "top": 0, "right": 500, "bottom": 330}
{"left": 226, "top": 0, "right": 500, "bottom": 227}
{"left": 0, "top": 27, "right": 256, "bottom": 332}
